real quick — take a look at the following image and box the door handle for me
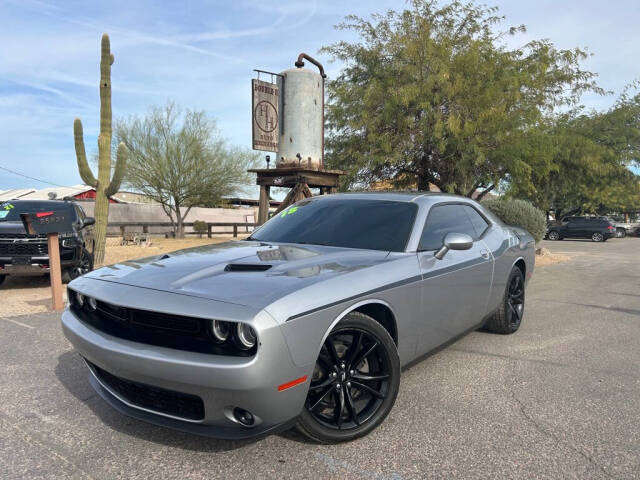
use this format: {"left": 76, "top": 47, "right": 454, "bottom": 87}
{"left": 480, "top": 249, "right": 491, "bottom": 259}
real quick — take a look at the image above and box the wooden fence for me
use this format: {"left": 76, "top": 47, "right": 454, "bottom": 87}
{"left": 108, "top": 222, "right": 257, "bottom": 238}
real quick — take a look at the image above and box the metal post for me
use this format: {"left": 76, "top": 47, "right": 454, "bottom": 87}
{"left": 258, "top": 185, "right": 270, "bottom": 225}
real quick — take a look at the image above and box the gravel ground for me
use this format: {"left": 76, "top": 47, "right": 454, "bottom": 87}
{"left": 0, "top": 236, "right": 241, "bottom": 317}
{"left": 0, "top": 237, "right": 638, "bottom": 479}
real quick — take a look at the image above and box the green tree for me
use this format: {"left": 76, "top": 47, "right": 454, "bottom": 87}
{"left": 116, "top": 103, "right": 258, "bottom": 237}
{"left": 322, "top": 0, "right": 601, "bottom": 198}
{"left": 508, "top": 87, "right": 640, "bottom": 218}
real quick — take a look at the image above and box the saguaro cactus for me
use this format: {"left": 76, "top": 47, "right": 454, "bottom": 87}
{"left": 74, "top": 33, "right": 127, "bottom": 266}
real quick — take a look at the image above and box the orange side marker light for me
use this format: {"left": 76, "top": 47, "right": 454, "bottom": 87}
{"left": 278, "top": 375, "right": 308, "bottom": 391}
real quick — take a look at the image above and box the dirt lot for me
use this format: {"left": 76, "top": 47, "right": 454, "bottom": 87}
{"left": 0, "top": 236, "right": 242, "bottom": 317}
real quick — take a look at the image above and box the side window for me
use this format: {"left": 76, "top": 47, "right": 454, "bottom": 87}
{"left": 75, "top": 205, "right": 85, "bottom": 221}
{"left": 419, "top": 204, "right": 476, "bottom": 251}
{"left": 463, "top": 206, "right": 489, "bottom": 238}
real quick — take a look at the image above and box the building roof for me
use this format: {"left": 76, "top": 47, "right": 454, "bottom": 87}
{"left": 0, "top": 188, "right": 37, "bottom": 201}
{"left": 18, "top": 184, "right": 94, "bottom": 201}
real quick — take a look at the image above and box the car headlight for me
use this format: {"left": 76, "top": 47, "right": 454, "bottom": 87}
{"left": 61, "top": 239, "right": 77, "bottom": 248}
{"left": 76, "top": 291, "right": 85, "bottom": 307}
{"left": 211, "top": 320, "right": 231, "bottom": 342}
{"left": 235, "top": 323, "right": 257, "bottom": 350}
{"left": 86, "top": 296, "right": 97, "bottom": 311}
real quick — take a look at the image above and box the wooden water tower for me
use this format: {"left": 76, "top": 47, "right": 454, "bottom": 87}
{"left": 250, "top": 53, "right": 343, "bottom": 225}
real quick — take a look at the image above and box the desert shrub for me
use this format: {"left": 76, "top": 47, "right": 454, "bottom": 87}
{"left": 482, "top": 198, "right": 546, "bottom": 243}
{"left": 193, "top": 220, "right": 207, "bottom": 238}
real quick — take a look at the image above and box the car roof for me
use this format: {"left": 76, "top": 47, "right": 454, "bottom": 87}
{"left": 314, "top": 191, "right": 478, "bottom": 205}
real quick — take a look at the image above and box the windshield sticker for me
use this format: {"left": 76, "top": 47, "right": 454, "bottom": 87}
{"left": 2, "top": 203, "right": 14, "bottom": 210}
{"left": 0, "top": 211, "right": 8, "bottom": 219}
{"left": 280, "top": 206, "right": 299, "bottom": 218}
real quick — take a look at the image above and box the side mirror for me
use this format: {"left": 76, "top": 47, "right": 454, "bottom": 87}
{"left": 434, "top": 232, "right": 473, "bottom": 260}
{"left": 82, "top": 217, "right": 95, "bottom": 228}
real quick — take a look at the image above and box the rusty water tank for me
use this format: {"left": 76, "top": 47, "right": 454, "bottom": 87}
{"left": 276, "top": 67, "right": 323, "bottom": 169}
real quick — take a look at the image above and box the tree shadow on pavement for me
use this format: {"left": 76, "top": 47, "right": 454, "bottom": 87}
{"left": 539, "top": 299, "right": 640, "bottom": 317}
{"left": 54, "top": 350, "right": 261, "bottom": 453}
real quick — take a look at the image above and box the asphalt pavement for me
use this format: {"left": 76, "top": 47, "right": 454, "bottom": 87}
{"left": 1, "top": 237, "right": 639, "bottom": 479}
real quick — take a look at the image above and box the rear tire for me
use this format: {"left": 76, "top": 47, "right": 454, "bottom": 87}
{"left": 296, "top": 312, "right": 400, "bottom": 443}
{"left": 591, "top": 232, "right": 604, "bottom": 242}
{"left": 485, "top": 267, "right": 525, "bottom": 335}
{"left": 547, "top": 231, "right": 560, "bottom": 241}
{"left": 0, "top": 275, "right": 6, "bottom": 287}
{"left": 616, "top": 229, "right": 626, "bottom": 238}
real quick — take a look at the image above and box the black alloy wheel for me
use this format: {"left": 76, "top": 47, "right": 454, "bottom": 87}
{"left": 484, "top": 267, "right": 525, "bottom": 334}
{"left": 591, "top": 232, "right": 604, "bottom": 242}
{"left": 506, "top": 272, "right": 525, "bottom": 330}
{"left": 62, "top": 248, "right": 94, "bottom": 283}
{"left": 547, "top": 231, "right": 560, "bottom": 241}
{"left": 297, "top": 312, "right": 400, "bottom": 443}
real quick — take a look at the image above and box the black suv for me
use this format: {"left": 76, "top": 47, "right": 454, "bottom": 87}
{"left": 0, "top": 199, "right": 95, "bottom": 286}
{"left": 546, "top": 216, "right": 616, "bottom": 242}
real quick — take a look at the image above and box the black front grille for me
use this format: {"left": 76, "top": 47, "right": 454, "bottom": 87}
{"left": 88, "top": 361, "right": 205, "bottom": 421}
{"left": 69, "top": 294, "right": 256, "bottom": 356}
{"left": 0, "top": 242, "right": 48, "bottom": 256}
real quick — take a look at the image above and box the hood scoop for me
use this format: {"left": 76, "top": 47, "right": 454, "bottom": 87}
{"left": 224, "top": 263, "right": 272, "bottom": 272}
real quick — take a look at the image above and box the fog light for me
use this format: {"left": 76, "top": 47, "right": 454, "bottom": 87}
{"left": 211, "top": 320, "right": 230, "bottom": 342}
{"left": 233, "top": 407, "right": 255, "bottom": 426}
{"left": 236, "top": 323, "right": 257, "bottom": 349}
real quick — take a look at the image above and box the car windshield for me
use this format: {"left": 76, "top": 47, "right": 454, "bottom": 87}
{"left": 249, "top": 198, "right": 418, "bottom": 252}
{"left": 0, "top": 201, "right": 74, "bottom": 222}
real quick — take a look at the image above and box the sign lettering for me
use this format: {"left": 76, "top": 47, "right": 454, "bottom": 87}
{"left": 252, "top": 78, "right": 280, "bottom": 152}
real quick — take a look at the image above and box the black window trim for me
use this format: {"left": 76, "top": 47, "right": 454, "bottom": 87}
{"left": 417, "top": 201, "right": 493, "bottom": 252}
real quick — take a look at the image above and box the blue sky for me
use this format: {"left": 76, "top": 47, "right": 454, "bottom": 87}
{"left": 1, "top": 0, "right": 639, "bottom": 191}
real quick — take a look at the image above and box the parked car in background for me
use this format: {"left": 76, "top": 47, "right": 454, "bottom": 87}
{"left": 606, "top": 216, "right": 640, "bottom": 238}
{"left": 546, "top": 216, "right": 615, "bottom": 242}
{"left": 0, "top": 199, "right": 95, "bottom": 286}
{"left": 62, "top": 193, "right": 535, "bottom": 443}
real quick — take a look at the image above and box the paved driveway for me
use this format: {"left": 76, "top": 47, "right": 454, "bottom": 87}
{"left": 1, "top": 238, "right": 639, "bottom": 479}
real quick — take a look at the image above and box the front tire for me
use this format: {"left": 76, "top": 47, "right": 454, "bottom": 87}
{"left": 0, "top": 274, "right": 6, "bottom": 287}
{"left": 62, "top": 248, "right": 94, "bottom": 283}
{"left": 591, "top": 232, "right": 604, "bottom": 242}
{"left": 296, "top": 312, "right": 400, "bottom": 443}
{"left": 616, "top": 228, "right": 626, "bottom": 238}
{"left": 485, "top": 267, "right": 525, "bottom": 334}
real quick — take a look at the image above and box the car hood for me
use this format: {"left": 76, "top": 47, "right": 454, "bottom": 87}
{"left": 84, "top": 240, "right": 391, "bottom": 309}
{"left": 0, "top": 221, "right": 29, "bottom": 236}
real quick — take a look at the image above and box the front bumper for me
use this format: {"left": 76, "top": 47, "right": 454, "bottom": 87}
{"left": 61, "top": 303, "right": 312, "bottom": 439}
{"left": 0, "top": 246, "right": 79, "bottom": 275}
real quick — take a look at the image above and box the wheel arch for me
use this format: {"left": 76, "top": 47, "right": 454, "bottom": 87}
{"left": 513, "top": 257, "right": 526, "bottom": 278}
{"left": 321, "top": 299, "right": 399, "bottom": 348}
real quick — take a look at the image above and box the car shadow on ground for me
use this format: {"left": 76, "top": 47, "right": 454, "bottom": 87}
{"left": 3, "top": 275, "right": 51, "bottom": 289}
{"left": 54, "top": 350, "right": 267, "bottom": 452}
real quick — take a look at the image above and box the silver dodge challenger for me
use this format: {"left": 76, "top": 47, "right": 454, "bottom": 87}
{"left": 62, "top": 192, "right": 535, "bottom": 443}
